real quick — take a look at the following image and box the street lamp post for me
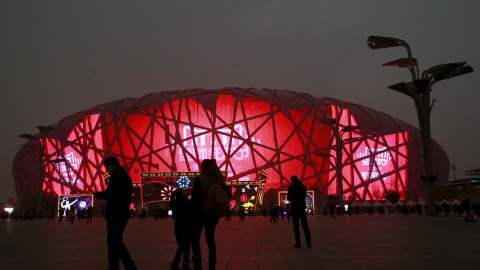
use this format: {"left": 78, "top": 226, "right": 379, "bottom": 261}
{"left": 318, "top": 119, "right": 360, "bottom": 208}
{"left": 19, "top": 126, "right": 55, "bottom": 219}
{"left": 367, "top": 35, "right": 473, "bottom": 215}
{"left": 452, "top": 165, "right": 457, "bottom": 181}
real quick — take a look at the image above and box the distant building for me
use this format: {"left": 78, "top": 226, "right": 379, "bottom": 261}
{"left": 13, "top": 88, "right": 449, "bottom": 202}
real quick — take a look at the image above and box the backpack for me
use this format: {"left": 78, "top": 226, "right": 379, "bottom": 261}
{"left": 204, "top": 177, "right": 230, "bottom": 218}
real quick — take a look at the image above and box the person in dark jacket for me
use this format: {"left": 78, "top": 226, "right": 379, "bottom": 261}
{"left": 169, "top": 188, "right": 192, "bottom": 270}
{"left": 95, "top": 156, "right": 137, "bottom": 270}
{"left": 287, "top": 175, "right": 311, "bottom": 248}
{"left": 190, "top": 159, "right": 232, "bottom": 270}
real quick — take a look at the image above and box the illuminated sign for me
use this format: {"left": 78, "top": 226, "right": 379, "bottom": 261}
{"left": 140, "top": 172, "right": 228, "bottom": 205}
{"left": 278, "top": 190, "right": 314, "bottom": 214}
{"left": 58, "top": 194, "right": 93, "bottom": 217}
{"left": 179, "top": 124, "right": 261, "bottom": 162}
{"left": 356, "top": 146, "right": 392, "bottom": 180}
{"left": 227, "top": 180, "right": 260, "bottom": 214}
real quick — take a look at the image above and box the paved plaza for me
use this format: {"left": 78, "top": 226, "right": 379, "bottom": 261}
{"left": 1, "top": 214, "right": 479, "bottom": 270}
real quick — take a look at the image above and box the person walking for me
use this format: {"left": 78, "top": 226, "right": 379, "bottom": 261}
{"left": 70, "top": 207, "right": 76, "bottom": 224}
{"left": 65, "top": 208, "right": 70, "bottom": 222}
{"left": 287, "top": 175, "right": 311, "bottom": 248}
{"left": 285, "top": 204, "right": 291, "bottom": 222}
{"left": 238, "top": 206, "right": 245, "bottom": 221}
{"left": 87, "top": 205, "right": 93, "bottom": 223}
{"left": 329, "top": 204, "right": 335, "bottom": 218}
{"left": 269, "top": 203, "right": 276, "bottom": 223}
{"left": 95, "top": 156, "right": 137, "bottom": 270}
{"left": 169, "top": 188, "right": 192, "bottom": 270}
{"left": 190, "top": 159, "right": 232, "bottom": 270}
{"left": 225, "top": 208, "right": 231, "bottom": 221}
{"left": 58, "top": 208, "right": 63, "bottom": 222}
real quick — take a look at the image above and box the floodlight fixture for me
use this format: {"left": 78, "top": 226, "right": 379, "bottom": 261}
{"left": 427, "top": 62, "right": 465, "bottom": 76}
{"left": 37, "top": 126, "right": 55, "bottom": 133}
{"left": 446, "top": 65, "right": 474, "bottom": 79}
{"left": 383, "top": 58, "right": 417, "bottom": 68}
{"left": 19, "top": 134, "right": 37, "bottom": 141}
{"left": 342, "top": 126, "right": 360, "bottom": 133}
{"left": 426, "top": 62, "right": 473, "bottom": 81}
{"left": 318, "top": 118, "right": 337, "bottom": 126}
{"left": 367, "top": 36, "right": 405, "bottom": 49}
{"left": 314, "top": 152, "right": 337, "bottom": 162}
{"left": 388, "top": 78, "right": 431, "bottom": 97}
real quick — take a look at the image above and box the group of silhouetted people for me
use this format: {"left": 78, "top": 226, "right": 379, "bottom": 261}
{"left": 169, "top": 159, "right": 232, "bottom": 270}
{"left": 95, "top": 156, "right": 234, "bottom": 270}
{"left": 92, "top": 156, "right": 315, "bottom": 270}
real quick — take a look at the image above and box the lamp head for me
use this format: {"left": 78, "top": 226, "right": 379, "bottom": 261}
{"left": 19, "top": 134, "right": 38, "bottom": 140}
{"left": 319, "top": 118, "right": 337, "bottom": 126}
{"left": 367, "top": 35, "right": 404, "bottom": 49}
{"left": 383, "top": 58, "right": 417, "bottom": 68}
{"left": 342, "top": 126, "right": 360, "bottom": 133}
{"left": 37, "top": 126, "right": 55, "bottom": 133}
{"left": 388, "top": 78, "right": 431, "bottom": 97}
{"left": 427, "top": 62, "right": 473, "bottom": 81}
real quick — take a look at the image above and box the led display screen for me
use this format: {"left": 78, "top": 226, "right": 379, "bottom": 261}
{"left": 227, "top": 180, "right": 260, "bottom": 215}
{"left": 58, "top": 194, "right": 93, "bottom": 217}
{"left": 278, "top": 190, "right": 314, "bottom": 214}
{"left": 140, "top": 172, "right": 228, "bottom": 205}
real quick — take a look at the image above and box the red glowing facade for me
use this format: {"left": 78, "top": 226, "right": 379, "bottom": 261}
{"left": 13, "top": 88, "right": 450, "bottom": 203}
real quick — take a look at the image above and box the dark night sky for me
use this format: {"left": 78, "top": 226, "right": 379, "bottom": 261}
{"left": 1, "top": 1, "right": 479, "bottom": 201}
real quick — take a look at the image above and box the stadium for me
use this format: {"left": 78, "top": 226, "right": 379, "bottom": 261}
{"left": 12, "top": 88, "right": 449, "bottom": 212}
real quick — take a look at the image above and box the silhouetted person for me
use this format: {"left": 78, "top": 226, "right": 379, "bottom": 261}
{"left": 442, "top": 202, "right": 449, "bottom": 215}
{"left": 225, "top": 208, "right": 231, "bottom": 221}
{"left": 287, "top": 175, "right": 311, "bottom": 248}
{"left": 238, "top": 206, "right": 245, "bottom": 221}
{"left": 70, "top": 207, "right": 76, "bottom": 224}
{"left": 462, "top": 195, "right": 471, "bottom": 221}
{"left": 269, "top": 203, "right": 276, "bottom": 223}
{"left": 87, "top": 205, "right": 93, "bottom": 223}
{"left": 95, "top": 156, "right": 137, "bottom": 270}
{"left": 58, "top": 208, "right": 63, "bottom": 222}
{"left": 330, "top": 204, "right": 335, "bottom": 218}
{"left": 190, "top": 159, "right": 232, "bottom": 270}
{"left": 169, "top": 188, "right": 192, "bottom": 270}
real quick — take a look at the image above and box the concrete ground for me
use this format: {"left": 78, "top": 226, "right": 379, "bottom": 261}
{"left": 1, "top": 214, "right": 479, "bottom": 270}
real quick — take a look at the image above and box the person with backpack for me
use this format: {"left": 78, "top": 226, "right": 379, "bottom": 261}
{"left": 190, "top": 159, "right": 232, "bottom": 270}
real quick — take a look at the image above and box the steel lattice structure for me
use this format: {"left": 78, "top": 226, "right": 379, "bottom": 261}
{"left": 13, "top": 88, "right": 450, "bottom": 202}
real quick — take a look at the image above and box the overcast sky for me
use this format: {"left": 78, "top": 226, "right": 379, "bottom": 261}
{"left": 1, "top": 1, "right": 479, "bottom": 202}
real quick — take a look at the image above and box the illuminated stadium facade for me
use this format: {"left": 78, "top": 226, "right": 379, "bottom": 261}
{"left": 13, "top": 88, "right": 449, "bottom": 205}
